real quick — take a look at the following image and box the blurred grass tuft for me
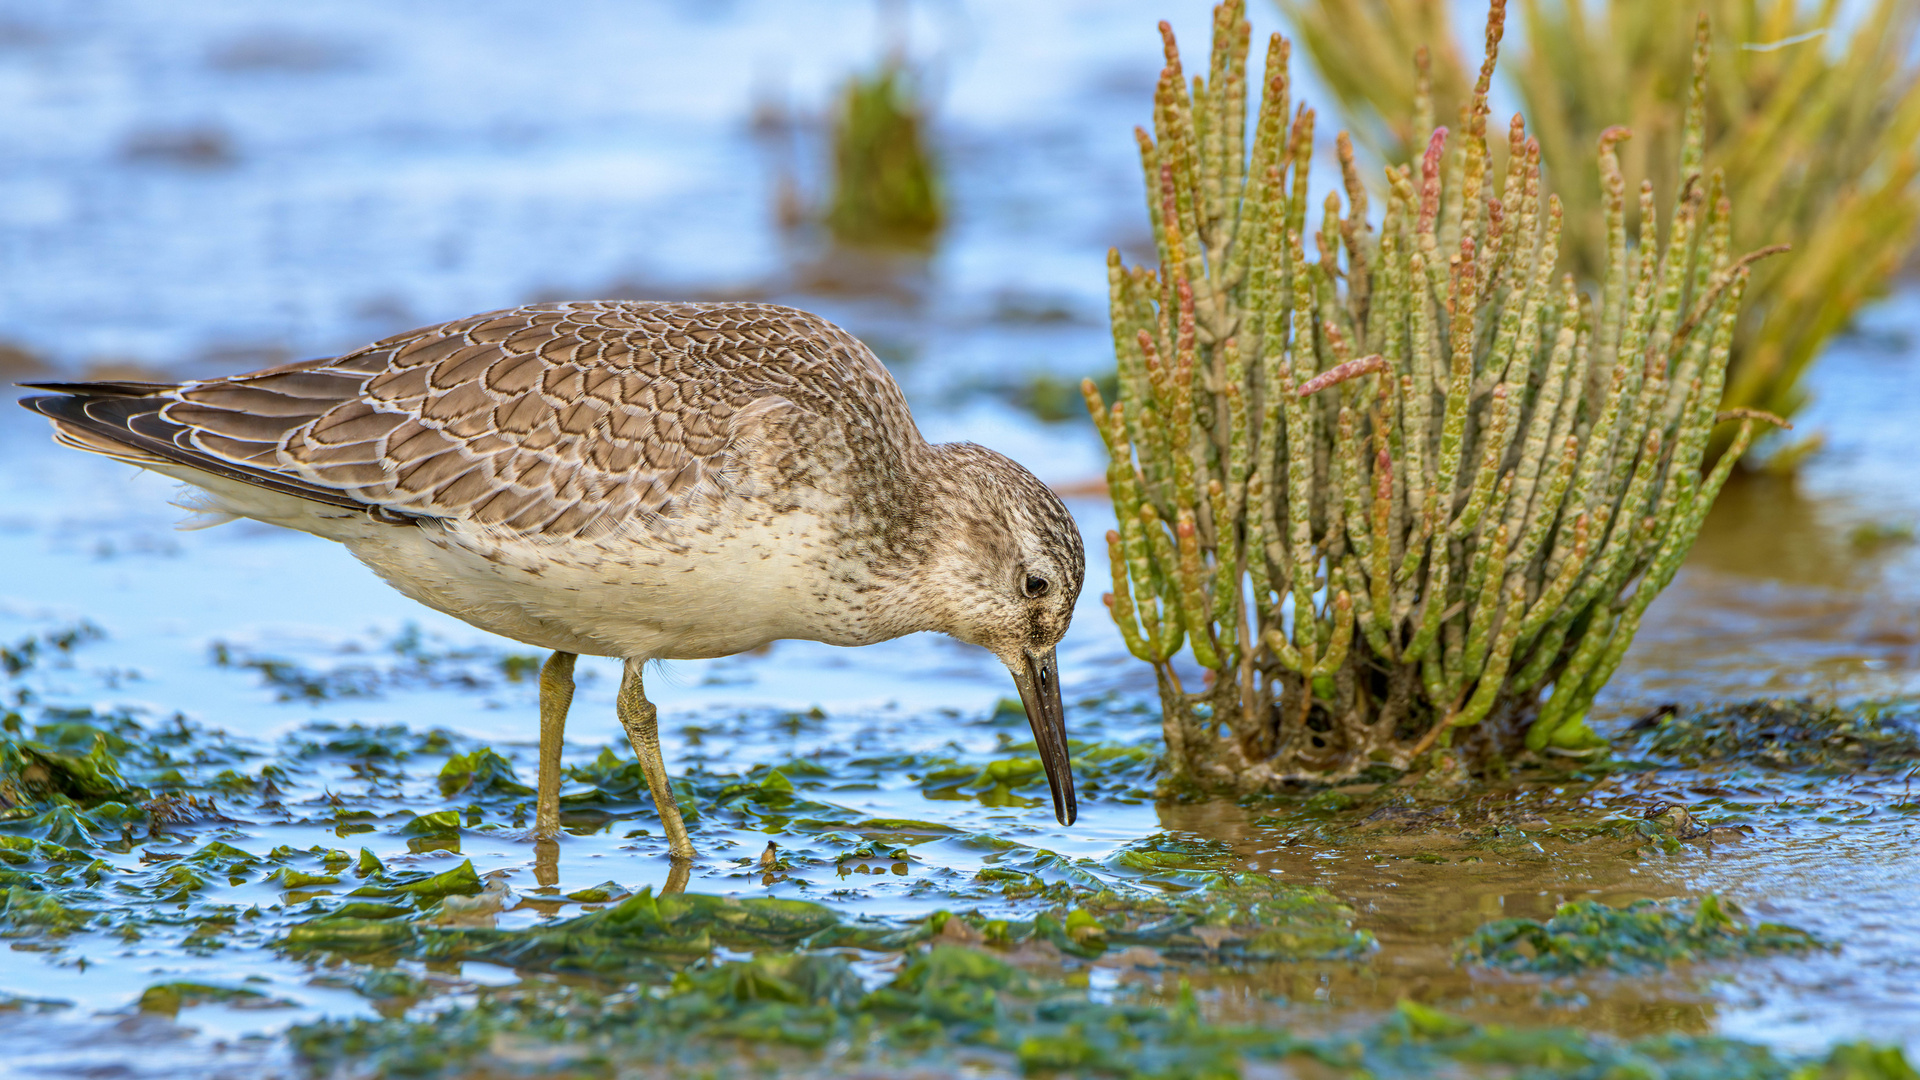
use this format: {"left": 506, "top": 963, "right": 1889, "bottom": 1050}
{"left": 826, "top": 64, "right": 944, "bottom": 248}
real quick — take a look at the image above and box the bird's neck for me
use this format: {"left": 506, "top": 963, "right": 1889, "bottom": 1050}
{"left": 826, "top": 442, "right": 1002, "bottom": 646}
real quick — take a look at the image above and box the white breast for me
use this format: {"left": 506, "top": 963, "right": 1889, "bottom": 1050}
{"left": 340, "top": 508, "right": 848, "bottom": 660}
{"left": 152, "top": 460, "right": 877, "bottom": 660}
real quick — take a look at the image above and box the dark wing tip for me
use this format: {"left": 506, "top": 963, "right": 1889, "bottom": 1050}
{"left": 19, "top": 383, "right": 426, "bottom": 525}
{"left": 18, "top": 392, "right": 130, "bottom": 434}
{"left": 16, "top": 380, "right": 180, "bottom": 398}
{"left": 17, "top": 393, "right": 60, "bottom": 418}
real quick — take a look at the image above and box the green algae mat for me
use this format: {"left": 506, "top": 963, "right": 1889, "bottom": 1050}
{"left": 3, "top": 624, "right": 1919, "bottom": 1077}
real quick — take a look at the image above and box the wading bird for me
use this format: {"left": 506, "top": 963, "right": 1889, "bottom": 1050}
{"left": 20, "top": 301, "right": 1085, "bottom": 872}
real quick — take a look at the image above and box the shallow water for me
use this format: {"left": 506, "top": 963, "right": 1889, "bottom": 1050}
{"left": 2, "top": 0, "right": 1919, "bottom": 1075}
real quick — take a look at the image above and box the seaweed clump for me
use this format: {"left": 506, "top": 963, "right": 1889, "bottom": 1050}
{"left": 1631, "top": 699, "right": 1920, "bottom": 770}
{"left": 210, "top": 624, "right": 539, "bottom": 703}
{"left": 281, "top": 874, "right": 1380, "bottom": 1075}
{"left": 1085, "top": 1, "right": 1780, "bottom": 788}
{"left": 290, "top": 972, "right": 1914, "bottom": 1079}
{"left": 282, "top": 870, "right": 1374, "bottom": 974}
{"left": 289, "top": 944, "right": 1300, "bottom": 1077}
{"left": 2, "top": 627, "right": 175, "bottom": 850}
{"left": 286, "top": 887, "right": 859, "bottom": 979}
{"left": 1456, "top": 894, "right": 1828, "bottom": 975}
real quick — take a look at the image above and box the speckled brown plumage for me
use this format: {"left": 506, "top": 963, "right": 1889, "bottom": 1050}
{"left": 68, "top": 302, "right": 926, "bottom": 541}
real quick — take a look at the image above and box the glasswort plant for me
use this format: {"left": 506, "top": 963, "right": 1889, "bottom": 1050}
{"left": 1083, "top": 1, "right": 1784, "bottom": 787}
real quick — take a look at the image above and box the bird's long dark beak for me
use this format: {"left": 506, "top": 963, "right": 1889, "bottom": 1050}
{"left": 1009, "top": 647, "right": 1077, "bottom": 826}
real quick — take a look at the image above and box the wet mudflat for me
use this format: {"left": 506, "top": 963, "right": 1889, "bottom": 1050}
{"left": 3, "top": 613, "right": 1918, "bottom": 1077}
{"left": 5, "top": 0, "right": 1920, "bottom": 1075}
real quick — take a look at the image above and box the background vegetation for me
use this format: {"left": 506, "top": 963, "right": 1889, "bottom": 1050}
{"left": 1281, "top": 0, "right": 1920, "bottom": 464}
{"left": 826, "top": 64, "right": 944, "bottom": 248}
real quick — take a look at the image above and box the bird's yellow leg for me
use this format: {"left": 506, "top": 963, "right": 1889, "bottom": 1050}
{"left": 617, "top": 658, "right": 695, "bottom": 863}
{"left": 535, "top": 651, "right": 577, "bottom": 839}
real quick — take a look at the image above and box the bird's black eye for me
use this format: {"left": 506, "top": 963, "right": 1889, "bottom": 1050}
{"left": 1023, "top": 574, "right": 1049, "bottom": 598}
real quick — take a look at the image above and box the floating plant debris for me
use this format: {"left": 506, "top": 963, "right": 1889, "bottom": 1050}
{"left": 211, "top": 624, "right": 545, "bottom": 703}
{"left": 1456, "top": 895, "right": 1830, "bottom": 975}
{"left": 137, "top": 981, "right": 294, "bottom": 1016}
{"left": 288, "top": 977, "right": 1913, "bottom": 1079}
{"left": 1630, "top": 699, "right": 1920, "bottom": 770}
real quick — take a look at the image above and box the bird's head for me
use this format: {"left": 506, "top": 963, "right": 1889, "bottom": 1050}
{"left": 915, "top": 443, "right": 1086, "bottom": 825}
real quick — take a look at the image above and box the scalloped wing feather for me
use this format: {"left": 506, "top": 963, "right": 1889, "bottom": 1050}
{"left": 38, "top": 301, "right": 916, "bottom": 543}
